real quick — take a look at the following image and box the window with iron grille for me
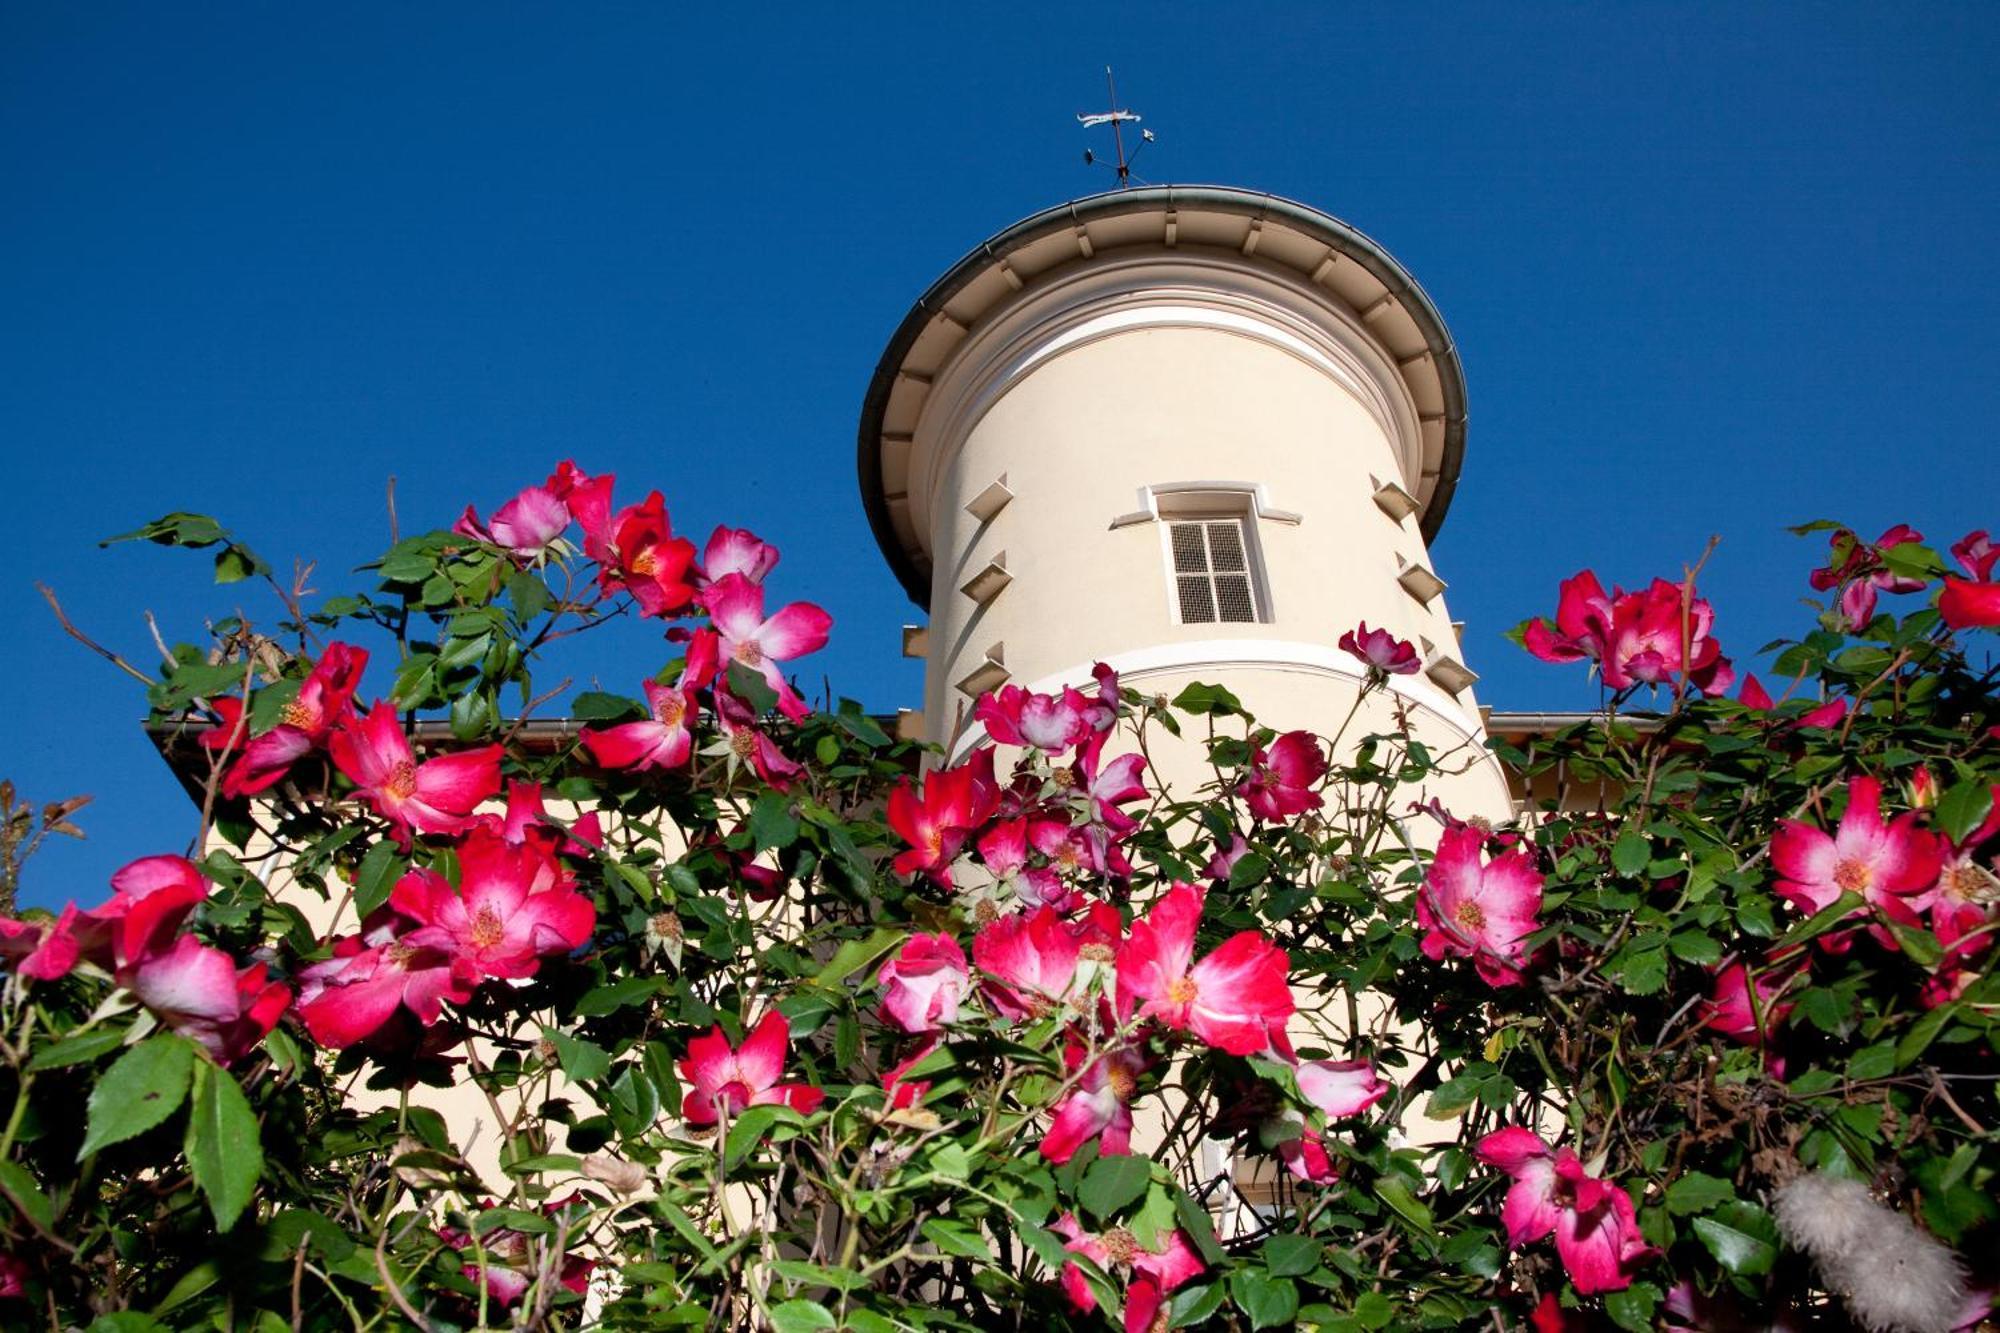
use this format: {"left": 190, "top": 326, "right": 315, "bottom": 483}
{"left": 1168, "top": 518, "right": 1262, "bottom": 624}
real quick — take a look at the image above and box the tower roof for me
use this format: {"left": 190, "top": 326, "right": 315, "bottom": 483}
{"left": 857, "top": 185, "right": 1468, "bottom": 608}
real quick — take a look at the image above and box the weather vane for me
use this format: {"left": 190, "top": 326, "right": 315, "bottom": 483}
{"left": 1078, "top": 66, "right": 1154, "bottom": 187}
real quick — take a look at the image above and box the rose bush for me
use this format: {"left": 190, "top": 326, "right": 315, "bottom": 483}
{"left": 0, "top": 480, "right": 1994, "bottom": 1331}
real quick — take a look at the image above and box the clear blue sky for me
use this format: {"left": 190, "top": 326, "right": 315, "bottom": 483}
{"left": 5, "top": 5, "right": 1997, "bottom": 908}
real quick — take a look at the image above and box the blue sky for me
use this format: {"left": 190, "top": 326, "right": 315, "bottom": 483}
{"left": 4, "top": 5, "right": 1997, "bottom": 907}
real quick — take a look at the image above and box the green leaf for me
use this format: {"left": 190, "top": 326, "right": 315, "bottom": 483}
{"left": 1603, "top": 1282, "right": 1661, "bottom": 1332}
{"left": 1372, "top": 1177, "right": 1435, "bottom": 1235}
{"left": 749, "top": 791, "right": 801, "bottom": 852}
{"left": 1934, "top": 780, "right": 1994, "bottom": 845}
{"left": 647, "top": 1197, "right": 723, "bottom": 1272}
{"left": 1261, "top": 1233, "right": 1321, "bottom": 1277}
{"left": 1170, "top": 1281, "right": 1228, "bottom": 1328}
{"left": 1847, "top": 1042, "right": 1896, "bottom": 1080}
{"left": 1692, "top": 1202, "right": 1778, "bottom": 1276}
{"left": 1079, "top": 1153, "right": 1153, "bottom": 1219}
{"left": 571, "top": 974, "right": 670, "bottom": 1017}
{"left": 185, "top": 1061, "right": 263, "bottom": 1230}
{"left": 506, "top": 569, "right": 551, "bottom": 622}
{"left": 833, "top": 700, "right": 892, "bottom": 747}
{"left": 1229, "top": 1271, "right": 1299, "bottom": 1330}
{"left": 768, "top": 1259, "right": 867, "bottom": 1292}
{"left": 28, "top": 1027, "right": 126, "bottom": 1071}
{"left": 1775, "top": 890, "right": 1864, "bottom": 950}
{"left": 1887, "top": 920, "right": 1944, "bottom": 968}
{"left": 541, "top": 1027, "right": 612, "bottom": 1083}
{"left": 352, "top": 840, "right": 405, "bottom": 918}
{"left": 725, "top": 661, "right": 779, "bottom": 713}
{"left": 1667, "top": 931, "right": 1723, "bottom": 965}
{"left": 1665, "top": 1171, "right": 1733, "bottom": 1215}
{"left": 0, "top": 1161, "right": 53, "bottom": 1232}
{"left": 920, "top": 1217, "right": 995, "bottom": 1262}
{"left": 1352, "top": 1291, "right": 1396, "bottom": 1330}
{"left": 81, "top": 1035, "right": 196, "bottom": 1159}
{"left": 1424, "top": 1064, "right": 1497, "bottom": 1119}
{"left": 1171, "top": 682, "right": 1243, "bottom": 716}
{"left": 103, "top": 511, "right": 226, "bottom": 549}
{"left": 213, "top": 545, "right": 257, "bottom": 584}
{"left": 1128, "top": 1181, "right": 1179, "bottom": 1249}
{"left": 573, "top": 690, "right": 645, "bottom": 722}
{"left": 810, "top": 928, "right": 905, "bottom": 990}
{"left": 767, "top": 1300, "right": 837, "bottom": 1333}
{"left": 1227, "top": 851, "right": 1271, "bottom": 890}
{"left": 723, "top": 1104, "right": 804, "bottom": 1169}
{"left": 1611, "top": 829, "right": 1650, "bottom": 877}
{"left": 1895, "top": 1002, "right": 1958, "bottom": 1069}
{"left": 501, "top": 1154, "right": 582, "bottom": 1177}
{"left": 1173, "top": 1185, "right": 1227, "bottom": 1265}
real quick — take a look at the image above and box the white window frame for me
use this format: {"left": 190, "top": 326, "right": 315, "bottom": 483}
{"left": 1111, "top": 482, "right": 1295, "bottom": 626}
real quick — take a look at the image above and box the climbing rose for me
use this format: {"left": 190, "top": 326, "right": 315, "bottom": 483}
{"left": 0, "top": 904, "right": 81, "bottom": 981}
{"left": 887, "top": 750, "right": 999, "bottom": 886}
{"left": 1940, "top": 574, "right": 2000, "bottom": 630}
{"left": 592, "top": 490, "right": 698, "bottom": 617}
{"left": 204, "top": 642, "right": 368, "bottom": 798}
{"left": 1237, "top": 730, "right": 1327, "bottom": 822}
{"left": 1952, "top": 529, "right": 1999, "bottom": 580}
{"left": 455, "top": 481, "right": 571, "bottom": 561}
{"left": 582, "top": 678, "right": 699, "bottom": 771}
{"left": 1475, "top": 1127, "right": 1659, "bottom": 1295}
{"left": 440, "top": 1201, "right": 594, "bottom": 1309}
{"left": 973, "top": 904, "right": 1117, "bottom": 1021}
{"left": 1771, "top": 775, "right": 1940, "bottom": 939}
{"left": 1040, "top": 1040, "right": 1145, "bottom": 1165}
{"left": 1702, "top": 959, "right": 1799, "bottom": 1052}
{"left": 974, "top": 818, "right": 1075, "bottom": 913}
{"left": 678, "top": 1011, "right": 824, "bottom": 1124}
{"left": 1808, "top": 524, "right": 1926, "bottom": 629}
{"left": 1073, "top": 731, "right": 1148, "bottom": 834}
{"left": 392, "top": 829, "right": 595, "bottom": 984}
{"left": 700, "top": 572, "right": 832, "bottom": 723}
{"left": 1339, "top": 621, "right": 1420, "bottom": 675}
{"left": 702, "top": 525, "right": 780, "bottom": 584}
{"left": 490, "top": 779, "right": 602, "bottom": 857}
{"left": 975, "top": 684, "right": 1097, "bottom": 753}
{"left": 61, "top": 855, "right": 212, "bottom": 972}
{"left": 1913, "top": 783, "right": 2000, "bottom": 972}
{"left": 330, "top": 703, "right": 502, "bottom": 838}
{"left": 1275, "top": 1117, "right": 1341, "bottom": 1186}
{"left": 1116, "top": 882, "right": 1293, "bottom": 1055}
{"left": 1296, "top": 1058, "right": 1390, "bottom": 1119}
{"left": 876, "top": 933, "right": 970, "bottom": 1034}
{"left": 1051, "top": 1214, "right": 1204, "bottom": 1319}
{"left": 118, "top": 934, "right": 291, "bottom": 1065}
{"left": 709, "top": 685, "right": 804, "bottom": 789}
{"left": 1523, "top": 571, "right": 1733, "bottom": 694}
{"left": 295, "top": 907, "right": 469, "bottom": 1048}
{"left": 1416, "top": 824, "right": 1543, "bottom": 986}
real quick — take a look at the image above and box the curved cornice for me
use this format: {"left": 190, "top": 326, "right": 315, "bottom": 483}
{"left": 857, "top": 185, "right": 1470, "bottom": 609}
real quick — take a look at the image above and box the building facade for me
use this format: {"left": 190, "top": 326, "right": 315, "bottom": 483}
{"left": 857, "top": 186, "right": 1515, "bottom": 820}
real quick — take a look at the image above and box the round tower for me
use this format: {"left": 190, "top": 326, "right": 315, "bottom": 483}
{"left": 858, "top": 186, "right": 1512, "bottom": 817}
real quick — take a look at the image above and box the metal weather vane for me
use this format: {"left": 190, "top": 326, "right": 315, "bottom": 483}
{"left": 1078, "top": 66, "right": 1154, "bottom": 187}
